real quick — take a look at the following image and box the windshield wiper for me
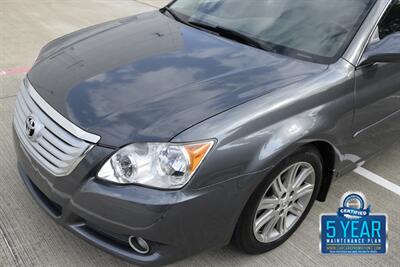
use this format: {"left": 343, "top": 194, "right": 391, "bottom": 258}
{"left": 161, "top": 10, "right": 268, "bottom": 51}
{"left": 188, "top": 20, "right": 265, "bottom": 50}
{"left": 162, "top": 7, "right": 186, "bottom": 24}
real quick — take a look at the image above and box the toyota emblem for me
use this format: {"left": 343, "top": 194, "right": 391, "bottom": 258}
{"left": 25, "top": 115, "right": 43, "bottom": 141}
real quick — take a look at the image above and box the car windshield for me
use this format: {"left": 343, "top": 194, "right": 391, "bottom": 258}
{"left": 167, "top": 0, "right": 376, "bottom": 64}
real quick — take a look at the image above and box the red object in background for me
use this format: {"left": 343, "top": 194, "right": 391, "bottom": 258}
{"left": 0, "top": 67, "right": 30, "bottom": 76}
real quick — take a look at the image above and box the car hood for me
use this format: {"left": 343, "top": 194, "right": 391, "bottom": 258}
{"left": 28, "top": 11, "right": 327, "bottom": 147}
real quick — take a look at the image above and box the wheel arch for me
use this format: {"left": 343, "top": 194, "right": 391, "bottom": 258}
{"left": 246, "top": 139, "right": 338, "bottom": 203}
{"left": 261, "top": 140, "right": 337, "bottom": 202}
{"left": 306, "top": 141, "right": 336, "bottom": 201}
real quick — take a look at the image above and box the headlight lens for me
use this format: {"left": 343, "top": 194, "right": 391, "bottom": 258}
{"left": 97, "top": 141, "right": 214, "bottom": 189}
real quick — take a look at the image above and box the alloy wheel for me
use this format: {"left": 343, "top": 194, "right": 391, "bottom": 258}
{"left": 253, "top": 162, "right": 315, "bottom": 243}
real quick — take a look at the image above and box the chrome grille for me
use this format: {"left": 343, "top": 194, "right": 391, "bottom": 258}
{"left": 13, "top": 79, "right": 100, "bottom": 176}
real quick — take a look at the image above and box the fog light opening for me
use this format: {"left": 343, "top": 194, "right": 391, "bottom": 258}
{"left": 128, "top": 236, "right": 150, "bottom": 254}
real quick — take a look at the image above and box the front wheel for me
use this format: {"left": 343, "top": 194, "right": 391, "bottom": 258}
{"left": 233, "top": 146, "right": 322, "bottom": 254}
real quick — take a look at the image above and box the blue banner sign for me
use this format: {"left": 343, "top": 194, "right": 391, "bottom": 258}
{"left": 320, "top": 192, "right": 387, "bottom": 254}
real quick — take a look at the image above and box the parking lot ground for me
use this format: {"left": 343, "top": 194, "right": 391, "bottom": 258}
{"left": 362, "top": 145, "right": 400, "bottom": 187}
{"left": 1, "top": 1, "right": 399, "bottom": 266}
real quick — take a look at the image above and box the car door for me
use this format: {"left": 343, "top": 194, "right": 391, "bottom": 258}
{"left": 353, "top": 0, "right": 400, "bottom": 157}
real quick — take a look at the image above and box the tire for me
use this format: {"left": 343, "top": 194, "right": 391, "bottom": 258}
{"left": 233, "top": 145, "right": 323, "bottom": 254}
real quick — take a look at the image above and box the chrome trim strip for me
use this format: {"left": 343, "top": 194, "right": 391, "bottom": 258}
{"left": 26, "top": 79, "right": 101, "bottom": 144}
{"left": 353, "top": 108, "right": 400, "bottom": 138}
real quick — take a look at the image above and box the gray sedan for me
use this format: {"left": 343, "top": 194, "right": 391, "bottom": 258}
{"left": 12, "top": 0, "right": 400, "bottom": 265}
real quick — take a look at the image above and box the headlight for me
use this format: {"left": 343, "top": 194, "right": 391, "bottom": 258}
{"left": 97, "top": 141, "right": 214, "bottom": 189}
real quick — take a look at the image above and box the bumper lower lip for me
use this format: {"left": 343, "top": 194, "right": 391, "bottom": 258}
{"left": 18, "top": 165, "right": 168, "bottom": 266}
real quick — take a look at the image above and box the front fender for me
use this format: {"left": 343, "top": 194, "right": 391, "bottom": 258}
{"left": 172, "top": 59, "right": 356, "bottom": 190}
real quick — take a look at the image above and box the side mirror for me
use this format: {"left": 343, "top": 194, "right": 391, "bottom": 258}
{"left": 359, "top": 32, "right": 400, "bottom": 67}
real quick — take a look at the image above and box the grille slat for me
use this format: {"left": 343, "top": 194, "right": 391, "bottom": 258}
{"left": 41, "top": 129, "right": 83, "bottom": 155}
{"left": 13, "top": 80, "right": 96, "bottom": 176}
{"left": 38, "top": 138, "right": 76, "bottom": 162}
{"left": 16, "top": 94, "right": 30, "bottom": 116}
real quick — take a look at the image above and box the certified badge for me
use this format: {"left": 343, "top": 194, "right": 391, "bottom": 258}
{"left": 320, "top": 191, "right": 387, "bottom": 254}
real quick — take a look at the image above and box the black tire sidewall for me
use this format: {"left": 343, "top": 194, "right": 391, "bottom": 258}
{"left": 234, "top": 146, "right": 323, "bottom": 254}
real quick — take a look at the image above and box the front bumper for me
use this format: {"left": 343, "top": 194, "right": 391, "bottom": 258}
{"left": 13, "top": 127, "right": 265, "bottom": 266}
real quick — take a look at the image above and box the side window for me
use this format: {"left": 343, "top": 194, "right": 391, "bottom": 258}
{"left": 379, "top": 0, "right": 400, "bottom": 39}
